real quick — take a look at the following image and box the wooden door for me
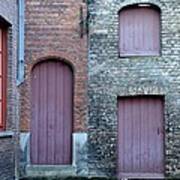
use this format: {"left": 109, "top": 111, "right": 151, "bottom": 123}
{"left": 117, "top": 96, "right": 164, "bottom": 178}
{"left": 31, "top": 60, "right": 73, "bottom": 165}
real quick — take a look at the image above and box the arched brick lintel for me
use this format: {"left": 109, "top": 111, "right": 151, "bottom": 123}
{"left": 28, "top": 52, "right": 77, "bottom": 74}
{"left": 21, "top": 51, "right": 86, "bottom": 132}
{"left": 115, "top": 0, "right": 162, "bottom": 13}
{"left": 29, "top": 56, "right": 75, "bottom": 75}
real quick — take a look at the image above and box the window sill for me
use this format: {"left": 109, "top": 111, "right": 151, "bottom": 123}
{"left": 0, "top": 131, "right": 14, "bottom": 138}
{"left": 119, "top": 53, "right": 160, "bottom": 58}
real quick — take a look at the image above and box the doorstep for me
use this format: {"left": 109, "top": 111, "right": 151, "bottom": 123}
{"left": 21, "top": 176, "right": 117, "bottom": 180}
{"left": 26, "top": 165, "right": 76, "bottom": 177}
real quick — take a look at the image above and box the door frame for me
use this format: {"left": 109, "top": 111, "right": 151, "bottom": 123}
{"left": 29, "top": 59, "right": 74, "bottom": 166}
{"left": 117, "top": 95, "right": 165, "bottom": 179}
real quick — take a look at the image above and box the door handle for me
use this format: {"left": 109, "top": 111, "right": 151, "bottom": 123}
{"left": 157, "top": 127, "right": 160, "bottom": 135}
{"left": 157, "top": 127, "right": 163, "bottom": 135}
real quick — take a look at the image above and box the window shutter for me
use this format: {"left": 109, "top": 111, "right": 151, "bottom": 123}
{"left": 0, "top": 29, "right": 3, "bottom": 129}
{"left": 0, "top": 28, "right": 7, "bottom": 130}
{"left": 119, "top": 7, "right": 160, "bottom": 56}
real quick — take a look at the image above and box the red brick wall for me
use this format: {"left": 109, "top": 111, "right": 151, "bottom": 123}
{"left": 20, "top": 0, "right": 87, "bottom": 132}
{"left": 0, "top": 1, "right": 18, "bottom": 179}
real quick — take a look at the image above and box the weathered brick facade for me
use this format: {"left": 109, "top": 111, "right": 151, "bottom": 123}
{"left": 88, "top": 0, "right": 180, "bottom": 178}
{"left": 0, "top": 137, "right": 16, "bottom": 180}
{"left": 0, "top": 0, "right": 18, "bottom": 180}
{"left": 20, "top": 0, "right": 87, "bottom": 132}
{"left": 19, "top": 0, "right": 88, "bottom": 178}
{"left": 0, "top": 0, "right": 179, "bottom": 179}
{"left": 0, "top": 1, "right": 18, "bottom": 180}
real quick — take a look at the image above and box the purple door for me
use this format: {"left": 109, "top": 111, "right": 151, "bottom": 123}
{"left": 31, "top": 60, "right": 73, "bottom": 165}
{"left": 117, "top": 96, "right": 164, "bottom": 178}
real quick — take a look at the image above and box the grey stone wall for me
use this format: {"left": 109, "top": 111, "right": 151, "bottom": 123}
{"left": 0, "top": 1, "right": 18, "bottom": 180}
{"left": 20, "top": 132, "right": 88, "bottom": 178}
{"left": 0, "top": 136, "right": 15, "bottom": 180}
{"left": 88, "top": 0, "right": 180, "bottom": 177}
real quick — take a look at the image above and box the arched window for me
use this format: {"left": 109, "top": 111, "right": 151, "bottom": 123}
{"left": 119, "top": 4, "right": 160, "bottom": 57}
{"left": 0, "top": 25, "right": 7, "bottom": 130}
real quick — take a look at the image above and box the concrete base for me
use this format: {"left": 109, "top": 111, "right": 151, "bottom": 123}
{"left": 20, "top": 132, "right": 88, "bottom": 178}
{"left": 73, "top": 133, "right": 88, "bottom": 176}
{"left": 26, "top": 165, "right": 76, "bottom": 177}
{"left": 21, "top": 177, "right": 117, "bottom": 180}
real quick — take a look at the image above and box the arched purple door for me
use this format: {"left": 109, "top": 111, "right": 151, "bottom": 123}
{"left": 31, "top": 60, "right": 73, "bottom": 165}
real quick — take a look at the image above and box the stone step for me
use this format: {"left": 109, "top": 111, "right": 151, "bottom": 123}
{"left": 26, "top": 165, "right": 76, "bottom": 178}
{"left": 21, "top": 177, "right": 117, "bottom": 180}
{"left": 21, "top": 177, "right": 87, "bottom": 180}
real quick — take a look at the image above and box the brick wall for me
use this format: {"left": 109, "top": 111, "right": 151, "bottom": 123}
{"left": 20, "top": 0, "right": 87, "bottom": 132}
{"left": 0, "top": 0, "right": 18, "bottom": 180}
{"left": 88, "top": 0, "right": 180, "bottom": 177}
{"left": 19, "top": 1, "right": 88, "bottom": 177}
{"left": 0, "top": 137, "right": 15, "bottom": 180}
{"left": 0, "top": 0, "right": 18, "bottom": 132}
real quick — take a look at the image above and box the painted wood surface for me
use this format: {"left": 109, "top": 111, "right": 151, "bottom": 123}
{"left": 0, "top": 27, "right": 7, "bottom": 130}
{"left": 0, "top": 29, "right": 2, "bottom": 128}
{"left": 31, "top": 60, "right": 73, "bottom": 165}
{"left": 119, "top": 6, "right": 160, "bottom": 56}
{"left": 117, "top": 96, "right": 164, "bottom": 178}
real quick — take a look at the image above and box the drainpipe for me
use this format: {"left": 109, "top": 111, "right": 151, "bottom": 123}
{"left": 17, "top": 0, "right": 25, "bottom": 85}
{"left": 15, "top": 1, "right": 25, "bottom": 179}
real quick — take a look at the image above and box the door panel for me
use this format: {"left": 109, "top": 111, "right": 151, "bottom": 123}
{"left": 119, "top": 7, "right": 160, "bottom": 56}
{"left": 117, "top": 96, "right": 164, "bottom": 178}
{"left": 31, "top": 60, "right": 73, "bottom": 165}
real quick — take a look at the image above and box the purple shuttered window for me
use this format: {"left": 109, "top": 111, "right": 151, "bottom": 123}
{"left": 119, "top": 6, "right": 160, "bottom": 56}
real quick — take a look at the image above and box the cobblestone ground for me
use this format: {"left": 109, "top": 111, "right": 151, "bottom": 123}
{"left": 21, "top": 177, "right": 117, "bottom": 180}
{"left": 21, "top": 175, "right": 180, "bottom": 180}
